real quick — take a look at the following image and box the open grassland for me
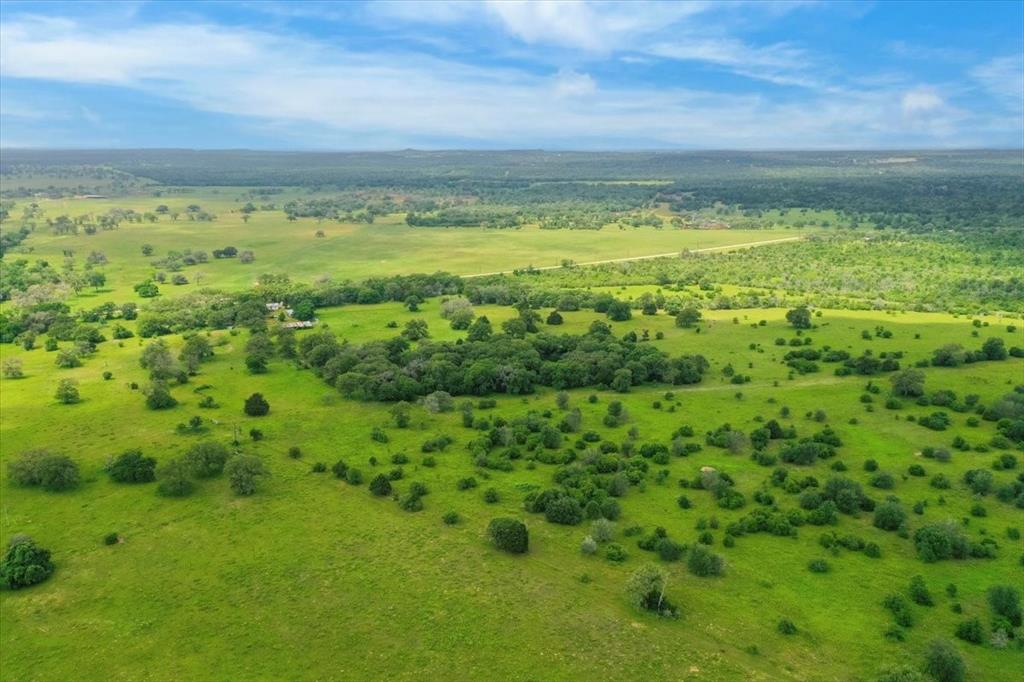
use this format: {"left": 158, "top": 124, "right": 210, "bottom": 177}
{"left": 4, "top": 191, "right": 807, "bottom": 309}
{"left": 1, "top": 302, "right": 1021, "bottom": 681}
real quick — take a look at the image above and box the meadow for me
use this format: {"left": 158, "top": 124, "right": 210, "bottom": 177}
{"left": 1, "top": 299, "right": 1021, "bottom": 681}
{"left": 0, "top": 153, "right": 1021, "bottom": 682}
{"left": 4, "top": 190, "right": 803, "bottom": 308}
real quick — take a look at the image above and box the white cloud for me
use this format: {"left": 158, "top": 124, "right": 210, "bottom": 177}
{"left": 0, "top": 13, "right": 1017, "bottom": 149}
{"left": 901, "top": 87, "right": 944, "bottom": 117}
{"left": 970, "top": 54, "right": 1024, "bottom": 105}
{"left": 483, "top": 1, "right": 710, "bottom": 52}
{"left": 553, "top": 69, "right": 596, "bottom": 97}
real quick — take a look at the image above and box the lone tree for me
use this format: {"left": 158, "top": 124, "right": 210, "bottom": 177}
{"left": 922, "top": 639, "right": 965, "bottom": 682}
{"left": 156, "top": 458, "right": 194, "bottom": 497}
{"left": 244, "top": 393, "right": 270, "bottom": 417}
{"left": 225, "top": 455, "right": 269, "bottom": 496}
{"left": 144, "top": 382, "right": 177, "bottom": 410}
{"left": 183, "top": 441, "right": 230, "bottom": 478}
{"left": 786, "top": 305, "right": 812, "bottom": 329}
{"left": 54, "top": 378, "right": 80, "bottom": 404}
{"left": 675, "top": 307, "right": 702, "bottom": 328}
{"left": 369, "top": 474, "right": 393, "bottom": 497}
{"left": 487, "top": 518, "right": 529, "bottom": 554}
{"left": 2, "top": 358, "right": 23, "bottom": 379}
{"left": 890, "top": 368, "right": 926, "bottom": 398}
{"left": 626, "top": 564, "right": 677, "bottom": 617}
{"left": 108, "top": 449, "right": 157, "bottom": 484}
{"left": 0, "top": 535, "right": 55, "bottom": 590}
{"left": 390, "top": 401, "right": 411, "bottom": 428}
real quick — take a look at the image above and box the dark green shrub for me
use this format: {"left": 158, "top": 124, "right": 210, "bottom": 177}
{"left": 914, "top": 522, "right": 970, "bottom": 562}
{"left": 954, "top": 618, "right": 984, "bottom": 644}
{"left": 884, "top": 594, "right": 914, "bottom": 627}
{"left": 145, "top": 382, "right": 177, "bottom": 410}
{"left": 103, "top": 533, "right": 119, "bottom": 546}
{"left": 873, "top": 501, "right": 907, "bottom": 531}
{"left": 488, "top": 518, "right": 528, "bottom": 554}
{"left": 369, "top": 474, "right": 392, "bottom": 497}
{"left": 108, "top": 449, "right": 157, "bottom": 484}
{"left": 0, "top": 536, "right": 55, "bottom": 589}
{"left": 225, "top": 455, "right": 268, "bottom": 496}
{"left": 7, "top": 450, "right": 80, "bottom": 492}
{"left": 483, "top": 487, "right": 500, "bottom": 504}
{"left": 243, "top": 392, "right": 270, "bottom": 417}
{"left": 399, "top": 492, "right": 424, "bottom": 511}
{"left": 345, "top": 468, "right": 363, "bottom": 485}
{"left": 442, "top": 511, "right": 460, "bottom": 525}
{"left": 605, "top": 542, "right": 628, "bottom": 563}
{"left": 777, "top": 618, "right": 798, "bottom": 635}
{"left": 687, "top": 546, "right": 724, "bottom": 577}
{"left": 909, "top": 575, "right": 933, "bottom": 606}
{"left": 807, "top": 558, "right": 830, "bottom": 573}
{"left": 545, "top": 496, "right": 583, "bottom": 525}
{"left": 922, "top": 639, "right": 965, "bottom": 682}
{"left": 183, "top": 441, "right": 229, "bottom": 478}
{"left": 987, "top": 585, "right": 1022, "bottom": 627}
{"left": 656, "top": 538, "right": 684, "bottom": 562}
{"left": 870, "top": 472, "right": 896, "bottom": 489}
{"left": 156, "top": 459, "right": 193, "bottom": 497}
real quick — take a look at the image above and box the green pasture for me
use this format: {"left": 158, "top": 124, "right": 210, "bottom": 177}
{"left": 1, "top": 302, "right": 1021, "bottom": 681}
{"left": 3, "top": 191, "right": 806, "bottom": 310}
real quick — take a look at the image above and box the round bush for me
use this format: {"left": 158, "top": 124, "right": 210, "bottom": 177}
{"left": 604, "top": 542, "right": 628, "bottom": 563}
{"left": 108, "top": 449, "right": 157, "bottom": 484}
{"left": 488, "top": 518, "right": 529, "bottom": 554}
{"left": 687, "top": 546, "right": 724, "bottom": 577}
{"left": 777, "top": 618, "right": 798, "bottom": 635}
{"left": 0, "top": 536, "right": 55, "bottom": 590}
{"left": 369, "top": 474, "right": 392, "bottom": 497}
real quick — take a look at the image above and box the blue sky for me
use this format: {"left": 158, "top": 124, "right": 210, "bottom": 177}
{"left": 1, "top": 1, "right": 1021, "bottom": 149}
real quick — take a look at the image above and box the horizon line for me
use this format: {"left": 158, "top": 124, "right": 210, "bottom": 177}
{"left": 2, "top": 147, "right": 1022, "bottom": 154}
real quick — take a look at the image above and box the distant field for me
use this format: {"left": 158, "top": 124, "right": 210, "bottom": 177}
{"left": 4, "top": 191, "right": 805, "bottom": 308}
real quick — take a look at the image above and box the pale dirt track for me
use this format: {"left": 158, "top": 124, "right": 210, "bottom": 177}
{"left": 460, "top": 235, "right": 804, "bottom": 278}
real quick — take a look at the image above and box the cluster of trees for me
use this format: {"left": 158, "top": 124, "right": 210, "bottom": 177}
{"left": 296, "top": 322, "right": 708, "bottom": 402}
{"left": 406, "top": 207, "right": 521, "bottom": 228}
{"left": 155, "top": 441, "right": 268, "bottom": 497}
{"left": 282, "top": 196, "right": 388, "bottom": 223}
{"left": 8, "top": 450, "right": 80, "bottom": 491}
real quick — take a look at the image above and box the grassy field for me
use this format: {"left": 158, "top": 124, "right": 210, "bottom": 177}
{"left": 1, "top": 299, "right": 1021, "bottom": 681}
{"left": 2, "top": 191, "right": 809, "bottom": 310}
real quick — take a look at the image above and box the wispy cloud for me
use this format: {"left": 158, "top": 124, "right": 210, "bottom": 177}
{"left": 0, "top": 2, "right": 1020, "bottom": 149}
{"left": 970, "top": 54, "right": 1024, "bottom": 107}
